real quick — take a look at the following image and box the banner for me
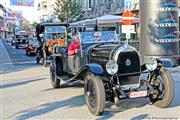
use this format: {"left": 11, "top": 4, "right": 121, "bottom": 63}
{"left": 10, "top": 0, "right": 34, "bottom": 7}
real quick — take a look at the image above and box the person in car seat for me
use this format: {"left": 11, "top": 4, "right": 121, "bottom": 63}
{"left": 67, "top": 34, "right": 80, "bottom": 56}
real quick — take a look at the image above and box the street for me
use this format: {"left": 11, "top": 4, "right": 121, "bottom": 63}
{"left": 0, "top": 40, "right": 179, "bottom": 120}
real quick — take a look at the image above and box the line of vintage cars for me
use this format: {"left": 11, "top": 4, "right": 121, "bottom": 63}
{"left": 4, "top": 13, "right": 179, "bottom": 116}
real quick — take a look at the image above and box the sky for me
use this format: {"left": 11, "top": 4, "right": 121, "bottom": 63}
{"left": 0, "top": 0, "right": 38, "bottom": 23}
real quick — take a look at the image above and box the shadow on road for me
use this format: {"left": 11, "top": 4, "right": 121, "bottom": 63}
{"left": 42, "top": 81, "right": 84, "bottom": 92}
{"left": 97, "top": 98, "right": 149, "bottom": 120}
{"left": 1, "top": 62, "right": 41, "bottom": 74}
{"left": 14, "top": 95, "right": 85, "bottom": 120}
{"left": 130, "top": 114, "right": 149, "bottom": 120}
{"left": 1, "top": 40, "right": 41, "bottom": 74}
{"left": 0, "top": 78, "right": 46, "bottom": 89}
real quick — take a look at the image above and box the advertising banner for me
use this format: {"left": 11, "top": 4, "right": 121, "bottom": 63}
{"left": 10, "top": 0, "right": 34, "bottom": 7}
{"left": 140, "top": 0, "right": 179, "bottom": 56}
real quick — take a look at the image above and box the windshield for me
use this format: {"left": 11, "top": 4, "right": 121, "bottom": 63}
{"left": 45, "top": 26, "right": 66, "bottom": 33}
{"left": 45, "top": 33, "right": 65, "bottom": 40}
{"left": 16, "top": 31, "right": 28, "bottom": 35}
{"left": 80, "top": 31, "right": 118, "bottom": 44}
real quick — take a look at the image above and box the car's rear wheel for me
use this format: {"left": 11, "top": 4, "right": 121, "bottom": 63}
{"left": 149, "top": 67, "right": 174, "bottom": 108}
{"left": 43, "top": 51, "right": 47, "bottom": 67}
{"left": 26, "top": 50, "right": 28, "bottom": 55}
{"left": 36, "top": 57, "right": 40, "bottom": 64}
{"left": 84, "top": 72, "right": 105, "bottom": 116}
{"left": 50, "top": 61, "right": 63, "bottom": 88}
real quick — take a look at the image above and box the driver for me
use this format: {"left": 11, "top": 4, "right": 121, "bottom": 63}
{"left": 94, "top": 32, "right": 101, "bottom": 42}
{"left": 67, "top": 34, "right": 80, "bottom": 56}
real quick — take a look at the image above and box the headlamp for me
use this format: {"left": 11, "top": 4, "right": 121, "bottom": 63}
{"left": 144, "top": 56, "right": 158, "bottom": 71}
{"left": 106, "top": 60, "right": 118, "bottom": 75}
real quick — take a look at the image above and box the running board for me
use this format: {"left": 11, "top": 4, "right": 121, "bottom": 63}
{"left": 56, "top": 66, "right": 88, "bottom": 84}
{"left": 56, "top": 75, "right": 80, "bottom": 84}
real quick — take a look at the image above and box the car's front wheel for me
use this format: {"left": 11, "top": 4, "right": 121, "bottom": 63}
{"left": 149, "top": 67, "right": 174, "bottom": 108}
{"left": 84, "top": 72, "right": 105, "bottom": 116}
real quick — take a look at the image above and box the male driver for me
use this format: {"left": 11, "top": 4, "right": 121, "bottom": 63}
{"left": 67, "top": 35, "right": 80, "bottom": 56}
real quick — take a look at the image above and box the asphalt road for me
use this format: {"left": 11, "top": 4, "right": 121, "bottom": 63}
{"left": 0, "top": 40, "right": 180, "bottom": 120}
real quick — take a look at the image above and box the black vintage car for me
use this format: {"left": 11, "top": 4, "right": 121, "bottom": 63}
{"left": 15, "top": 31, "right": 29, "bottom": 49}
{"left": 50, "top": 30, "right": 174, "bottom": 115}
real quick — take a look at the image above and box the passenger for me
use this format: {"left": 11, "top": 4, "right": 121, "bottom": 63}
{"left": 67, "top": 35, "right": 80, "bottom": 56}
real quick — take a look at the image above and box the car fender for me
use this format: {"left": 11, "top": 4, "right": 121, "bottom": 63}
{"left": 87, "top": 63, "right": 104, "bottom": 75}
{"left": 157, "top": 59, "right": 174, "bottom": 68}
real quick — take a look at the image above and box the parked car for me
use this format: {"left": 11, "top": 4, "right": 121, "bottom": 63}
{"left": 50, "top": 30, "right": 174, "bottom": 116}
{"left": 25, "top": 38, "right": 39, "bottom": 55}
{"left": 6, "top": 36, "right": 14, "bottom": 43}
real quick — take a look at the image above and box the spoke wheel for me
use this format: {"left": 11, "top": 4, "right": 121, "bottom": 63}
{"left": 149, "top": 67, "right": 174, "bottom": 108}
{"left": 43, "top": 51, "right": 47, "bottom": 67}
{"left": 50, "top": 62, "right": 60, "bottom": 88}
{"left": 50, "top": 59, "right": 63, "bottom": 88}
{"left": 84, "top": 72, "right": 105, "bottom": 116}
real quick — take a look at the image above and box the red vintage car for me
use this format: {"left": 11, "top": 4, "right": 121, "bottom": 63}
{"left": 25, "top": 38, "right": 39, "bottom": 55}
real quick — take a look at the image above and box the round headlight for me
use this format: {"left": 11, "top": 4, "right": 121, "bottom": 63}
{"left": 106, "top": 60, "right": 118, "bottom": 75}
{"left": 145, "top": 57, "right": 158, "bottom": 71}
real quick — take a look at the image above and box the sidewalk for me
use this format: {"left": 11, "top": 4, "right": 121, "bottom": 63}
{"left": 0, "top": 40, "right": 14, "bottom": 74}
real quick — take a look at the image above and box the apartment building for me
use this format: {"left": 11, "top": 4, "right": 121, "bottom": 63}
{"left": 36, "top": 0, "right": 58, "bottom": 22}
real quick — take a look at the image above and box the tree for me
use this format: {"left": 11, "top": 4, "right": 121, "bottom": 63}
{"left": 31, "top": 21, "right": 38, "bottom": 28}
{"left": 54, "top": 0, "right": 84, "bottom": 23}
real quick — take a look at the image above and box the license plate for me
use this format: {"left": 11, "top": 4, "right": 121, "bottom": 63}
{"left": 129, "top": 91, "right": 147, "bottom": 98}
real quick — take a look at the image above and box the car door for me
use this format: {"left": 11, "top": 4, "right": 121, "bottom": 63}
{"left": 67, "top": 52, "right": 81, "bottom": 74}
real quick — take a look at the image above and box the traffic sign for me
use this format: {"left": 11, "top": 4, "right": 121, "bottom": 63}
{"left": 126, "top": 33, "right": 131, "bottom": 39}
{"left": 122, "top": 11, "right": 134, "bottom": 25}
{"left": 122, "top": 25, "right": 135, "bottom": 33}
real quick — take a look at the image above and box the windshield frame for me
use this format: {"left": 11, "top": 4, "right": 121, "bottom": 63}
{"left": 79, "top": 31, "right": 118, "bottom": 44}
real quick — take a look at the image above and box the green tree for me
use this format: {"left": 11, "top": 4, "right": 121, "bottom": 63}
{"left": 54, "top": 0, "right": 84, "bottom": 23}
{"left": 31, "top": 21, "right": 38, "bottom": 28}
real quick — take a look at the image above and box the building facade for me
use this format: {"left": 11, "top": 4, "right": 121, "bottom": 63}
{"left": 0, "top": 4, "right": 7, "bottom": 38}
{"left": 36, "top": 0, "right": 58, "bottom": 22}
{"left": 81, "top": 0, "right": 125, "bottom": 18}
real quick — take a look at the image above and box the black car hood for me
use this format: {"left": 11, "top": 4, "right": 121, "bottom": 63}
{"left": 89, "top": 43, "right": 121, "bottom": 63}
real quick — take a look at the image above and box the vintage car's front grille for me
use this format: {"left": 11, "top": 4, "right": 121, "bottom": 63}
{"left": 22, "top": 39, "right": 26, "bottom": 44}
{"left": 117, "top": 51, "right": 140, "bottom": 74}
{"left": 19, "top": 39, "right": 26, "bottom": 44}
